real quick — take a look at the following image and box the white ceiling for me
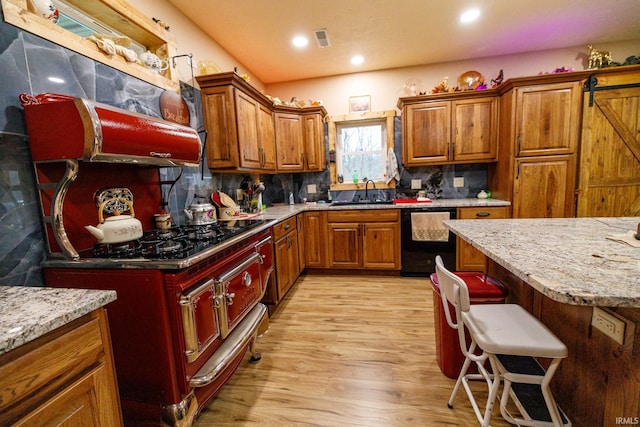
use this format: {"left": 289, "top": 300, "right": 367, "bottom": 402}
{"left": 167, "top": 0, "right": 640, "bottom": 84}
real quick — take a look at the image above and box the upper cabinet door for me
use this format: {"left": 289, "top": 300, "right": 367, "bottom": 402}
{"left": 451, "top": 97, "right": 498, "bottom": 162}
{"left": 275, "top": 112, "right": 305, "bottom": 172}
{"left": 403, "top": 101, "right": 451, "bottom": 165}
{"left": 235, "top": 90, "right": 263, "bottom": 170}
{"left": 201, "top": 86, "right": 239, "bottom": 170}
{"left": 302, "top": 114, "right": 326, "bottom": 171}
{"left": 515, "top": 82, "right": 581, "bottom": 157}
{"left": 259, "top": 104, "right": 277, "bottom": 171}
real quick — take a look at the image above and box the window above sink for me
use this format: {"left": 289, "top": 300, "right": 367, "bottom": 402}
{"left": 327, "top": 110, "right": 397, "bottom": 192}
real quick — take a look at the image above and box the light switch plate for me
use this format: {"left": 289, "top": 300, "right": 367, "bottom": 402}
{"left": 308, "top": 184, "right": 317, "bottom": 194}
{"left": 411, "top": 179, "right": 421, "bottom": 189}
{"left": 453, "top": 177, "right": 464, "bottom": 187}
{"left": 592, "top": 307, "right": 625, "bottom": 345}
{"left": 236, "top": 189, "right": 243, "bottom": 200}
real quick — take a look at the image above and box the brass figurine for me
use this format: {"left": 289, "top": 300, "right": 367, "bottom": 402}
{"left": 588, "top": 45, "right": 612, "bottom": 68}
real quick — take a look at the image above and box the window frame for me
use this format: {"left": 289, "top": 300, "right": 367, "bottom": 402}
{"left": 327, "top": 110, "right": 396, "bottom": 191}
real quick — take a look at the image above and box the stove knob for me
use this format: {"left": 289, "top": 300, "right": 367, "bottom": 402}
{"left": 243, "top": 272, "right": 252, "bottom": 287}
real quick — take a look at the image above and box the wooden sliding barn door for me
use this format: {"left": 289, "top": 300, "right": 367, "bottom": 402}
{"left": 577, "top": 85, "right": 640, "bottom": 217}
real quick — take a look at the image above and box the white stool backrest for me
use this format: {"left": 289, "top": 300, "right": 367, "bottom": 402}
{"left": 435, "top": 255, "right": 472, "bottom": 321}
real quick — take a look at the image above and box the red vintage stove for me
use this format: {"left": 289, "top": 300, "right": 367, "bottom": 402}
{"left": 20, "top": 93, "right": 274, "bottom": 426}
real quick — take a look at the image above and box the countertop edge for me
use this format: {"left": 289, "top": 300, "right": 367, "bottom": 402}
{"left": 444, "top": 217, "right": 640, "bottom": 308}
{"left": 0, "top": 286, "right": 117, "bottom": 355}
{"left": 262, "top": 198, "right": 510, "bottom": 222}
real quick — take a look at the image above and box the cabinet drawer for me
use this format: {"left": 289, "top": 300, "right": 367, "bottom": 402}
{"left": 0, "top": 315, "right": 104, "bottom": 423}
{"left": 327, "top": 209, "right": 399, "bottom": 223}
{"left": 272, "top": 216, "right": 297, "bottom": 239}
{"left": 457, "top": 206, "right": 509, "bottom": 220}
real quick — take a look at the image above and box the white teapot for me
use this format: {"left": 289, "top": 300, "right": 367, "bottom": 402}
{"left": 139, "top": 51, "right": 169, "bottom": 72}
{"left": 85, "top": 198, "right": 143, "bottom": 244}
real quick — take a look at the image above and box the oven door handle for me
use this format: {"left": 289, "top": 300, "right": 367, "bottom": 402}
{"left": 190, "top": 303, "right": 267, "bottom": 388}
{"left": 214, "top": 252, "right": 262, "bottom": 286}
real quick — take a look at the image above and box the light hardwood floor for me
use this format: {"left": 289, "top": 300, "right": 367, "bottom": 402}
{"left": 195, "top": 274, "right": 512, "bottom": 426}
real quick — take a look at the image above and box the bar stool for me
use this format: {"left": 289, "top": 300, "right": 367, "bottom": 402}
{"left": 434, "top": 256, "right": 571, "bottom": 427}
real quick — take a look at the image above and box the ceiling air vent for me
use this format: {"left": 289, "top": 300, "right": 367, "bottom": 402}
{"left": 313, "top": 29, "right": 331, "bottom": 48}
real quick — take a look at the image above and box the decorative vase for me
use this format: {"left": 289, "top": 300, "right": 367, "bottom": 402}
{"left": 28, "top": 0, "right": 59, "bottom": 23}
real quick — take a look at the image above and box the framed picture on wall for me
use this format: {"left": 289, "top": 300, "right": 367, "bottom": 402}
{"left": 349, "top": 95, "right": 370, "bottom": 113}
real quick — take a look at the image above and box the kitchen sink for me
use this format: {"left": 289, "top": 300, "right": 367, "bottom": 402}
{"left": 331, "top": 200, "right": 394, "bottom": 206}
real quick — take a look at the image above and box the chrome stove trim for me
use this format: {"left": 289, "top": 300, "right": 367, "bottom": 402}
{"left": 42, "top": 219, "right": 278, "bottom": 268}
{"left": 189, "top": 303, "right": 267, "bottom": 388}
{"left": 74, "top": 98, "right": 202, "bottom": 167}
{"left": 161, "top": 391, "right": 198, "bottom": 427}
{"left": 179, "top": 278, "right": 220, "bottom": 364}
{"left": 42, "top": 159, "right": 80, "bottom": 260}
{"left": 214, "top": 251, "right": 262, "bottom": 339}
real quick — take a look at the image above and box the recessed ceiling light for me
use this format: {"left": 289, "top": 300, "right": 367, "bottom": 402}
{"left": 351, "top": 55, "right": 364, "bottom": 65}
{"left": 292, "top": 35, "right": 308, "bottom": 48}
{"left": 460, "top": 8, "right": 480, "bottom": 23}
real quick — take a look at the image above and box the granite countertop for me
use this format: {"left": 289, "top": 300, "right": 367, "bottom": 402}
{"left": 444, "top": 217, "right": 640, "bottom": 307}
{"left": 0, "top": 286, "right": 117, "bottom": 355}
{"left": 262, "top": 198, "right": 510, "bottom": 222}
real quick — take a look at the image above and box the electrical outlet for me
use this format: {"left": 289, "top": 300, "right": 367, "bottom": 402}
{"left": 411, "top": 179, "right": 421, "bottom": 189}
{"left": 592, "top": 307, "right": 625, "bottom": 345}
{"left": 308, "top": 184, "right": 317, "bottom": 194}
{"left": 236, "top": 189, "right": 243, "bottom": 200}
{"left": 453, "top": 177, "right": 464, "bottom": 187}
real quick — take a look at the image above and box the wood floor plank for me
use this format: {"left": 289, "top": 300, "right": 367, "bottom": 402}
{"left": 195, "top": 274, "right": 513, "bottom": 426}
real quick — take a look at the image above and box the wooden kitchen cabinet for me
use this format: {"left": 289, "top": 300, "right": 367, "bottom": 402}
{"left": 456, "top": 206, "right": 509, "bottom": 271}
{"left": 274, "top": 105, "right": 327, "bottom": 173}
{"left": 514, "top": 82, "right": 581, "bottom": 157}
{"left": 0, "top": 309, "right": 122, "bottom": 426}
{"left": 297, "top": 213, "right": 306, "bottom": 272}
{"left": 513, "top": 156, "right": 576, "bottom": 218}
{"left": 197, "top": 72, "right": 276, "bottom": 173}
{"left": 268, "top": 216, "right": 301, "bottom": 305}
{"left": 327, "top": 209, "right": 400, "bottom": 270}
{"left": 398, "top": 92, "right": 498, "bottom": 166}
{"left": 303, "top": 211, "right": 327, "bottom": 268}
{"left": 489, "top": 75, "right": 582, "bottom": 218}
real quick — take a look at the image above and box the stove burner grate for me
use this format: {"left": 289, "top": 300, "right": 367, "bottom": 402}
{"left": 88, "top": 220, "right": 264, "bottom": 260}
{"left": 93, "top": 240, "right": 140, "bottom": 258}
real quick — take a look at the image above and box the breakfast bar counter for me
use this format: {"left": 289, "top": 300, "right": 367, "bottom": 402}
{"left": 443, "top": 216, "right": 640, "bottom": 307}
{"left": 443, "top": 216, "right": 640, "bottom": 427}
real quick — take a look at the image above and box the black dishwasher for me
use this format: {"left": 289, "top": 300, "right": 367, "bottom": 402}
{"left": 400, "top": 207, "right": 457, "bottom": 276}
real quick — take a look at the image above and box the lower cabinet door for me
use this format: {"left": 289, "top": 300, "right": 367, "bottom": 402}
{"left": 362, "top": 222, "right": 400, "bottom": 269}
{"left": 327, "top": 223, "right": 361, "bottom": 268}
{"left": 513, "top": 156, "right": 575, "bottom": 218}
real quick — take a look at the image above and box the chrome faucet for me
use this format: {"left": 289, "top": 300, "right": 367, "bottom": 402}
{"left": 365, "top": 179, "right": 376, "bottom": 201}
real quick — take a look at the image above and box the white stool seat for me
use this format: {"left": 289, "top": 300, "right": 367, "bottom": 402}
{"left": 434, "top": 255, "right": 571, "bottom": 427}
{"left": 465, "top": 304, "right": 568, "bottom": 358}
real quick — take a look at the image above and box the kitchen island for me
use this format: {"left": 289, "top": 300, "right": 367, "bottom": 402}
{"left": 444, "top": 217, "right": 640, "bottom": 427}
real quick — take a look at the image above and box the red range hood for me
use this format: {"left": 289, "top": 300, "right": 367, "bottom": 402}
{"left": 20, "top": 93, "right": 202, "bottom": 166}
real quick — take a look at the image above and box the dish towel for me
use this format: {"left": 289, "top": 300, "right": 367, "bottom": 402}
{"left": 411, "top": 212, "right": 450, "bottom": 242}
{"left": 386, "top": 148, "right": 400, "bottom": 184}
{"left": 605, "top": 230, "right": 640, "bottom": 248}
